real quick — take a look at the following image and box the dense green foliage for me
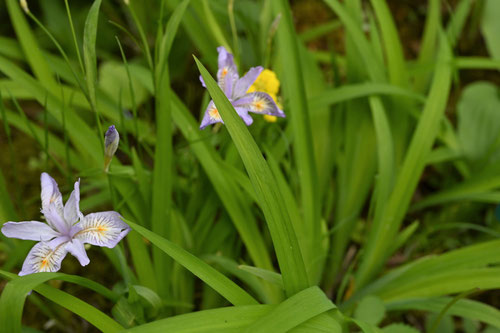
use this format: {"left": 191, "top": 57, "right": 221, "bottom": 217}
{"left": 0, "top": 0, "right": 500, "bottom": 332}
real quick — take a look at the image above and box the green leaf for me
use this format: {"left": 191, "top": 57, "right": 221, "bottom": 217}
{"left": 457, "top": 81, "right": 500, "bottom": 162}
{"left": 426, "top": 314, "right": 454, "bottom": 333}
{"left": 355, "top": 31, "right": 453, "bottom": 288}
{"left": 125, "top": 219, "right": 258, "bottom": 306}
{"left": 83, "top": 0, "right": 102, "bottom": 109}
{"left": 5, "top": 0, "right": 57, "bottom": 92}
{"left": 481, "top": 0, "right": 500, "bottom": 59}
{"left": 272, "top": 0, "right": 321, "bottom": 282}
{"left": 194, "top": 56, "right": 309, "bottom": 296}
{"left": 382, "top": 323, "right": 420, "bottom": 333}
{"left": 355, "top": 296, "right": 386, "bottom": 326}
{"left": 386, "top": 297, "right": 500, "bottom": 329}
{"left": 124, "top": 305, "right": 273, "bottom": 332}
{"left": 0, "top": 271, "right": 122, "bottom": 333}
{"left": 243, "top": 287, "right": 336, "bottom": 333}
{"left": 238, "top": 265, "right": 284, "bottom": 289}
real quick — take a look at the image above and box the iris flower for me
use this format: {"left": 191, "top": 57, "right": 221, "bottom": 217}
{"left": 1, "top": 173, "right": 130, "bottom": 275}
{"left": 199, "top": 46, "right": 285, "bottom": 129}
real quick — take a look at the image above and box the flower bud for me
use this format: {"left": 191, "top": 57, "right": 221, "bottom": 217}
{"left": 104, "top": 125, "right": 119, "bottom": 172}
{"left": 20, "top": 0, "right": 30, "bottom": 14}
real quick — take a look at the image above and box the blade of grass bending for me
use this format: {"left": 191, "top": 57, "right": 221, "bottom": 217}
{"left": 386, "top": 297, "right": 500, "bottom": 329}
{"left": 428, "top": 288, "right": 479, "bottom": 333}
{"left": 446, "top": 0, "right": 473, "bottom": 47}
{"left": 456, "top": 57, "right": 500, "bottom": 70}
{"left": 347, "top": 239, "right": 500, "bottom": 308}
{"left": 205, "top": 255, "right": 278, "bottom": 304}
{"left": 369, "top": 0, "right": 408, "bottom": 86}
{"left": 323, "top": 0, "right": 385, "bottom": 82}
{"left": 195, "top": 57, "right": 309, "bottom": 296}
{"left": 150, "top": 0, "right": 190, "bottom": 297}
{"left": 5, "top": 0, "right": 57, "bottom": 92}
{"left": 171, "top": 95, "right": 274, "bottom": 274}
{"left": 0, "top": 270, "right": 119, "bottom": 301}
{"left": 238, "top": 265, "right": 284, "bottom": 289}
{"left": 0, "top": 271, "right": 123, "bottom": 333}
{"left": 355, "top": 32, "right": 453, "bottom": 289}
{"left": 369, "top": 96, "right": 395, "bottom": 234}
{"left": 243, "top": 287, "right": 336, "bottom": 333}
{"left": 272, "top": 0, "right": 321, "bottom": 283}
{"left": 379, "top": 268, "right": 500, "bottom": 301}
{"left": 83, "top": 0, "right": 104, "bottom": 150}
{"left": 414, "top": 0, "right": 440, "bottom": 92}
{"left": 125, "top": 219, "right": 258, "bottom": 305}
{"left": 309, "top": 83, "right": 425, "bottom": 116}
{"left": 125, "top": 305, "right": 273, "bottom": 332}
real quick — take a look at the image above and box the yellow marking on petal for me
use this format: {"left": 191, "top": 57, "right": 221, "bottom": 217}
{"left": 221, "top": 67, "right": 228, "bottom": 78}
{"left": 254, "top": 100, "right": 265, "bottom": 112}
{"left": 97, "top": 225, "right": 108, "bottom": 233}
{"left": 209, "top": 107, "right": 220, "bottom": 120}
{"left": 41, "top": 259, "right": 48, "bottom": 269}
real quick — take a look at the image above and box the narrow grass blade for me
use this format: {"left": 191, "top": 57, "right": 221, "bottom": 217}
{"left": 125, "top": 305, "right": 273, "bottom": 332}
{"left": 386, "top": 297, "right": 500, "bottom": 329}
{"left": 5, "top": 0, "right": 57, "bottom": 92}
{"left": 83, "top": 0, "right": 102, "bottom": 110}
{"left": 195, "top": 57, "right": 309, "bottom": 296}
{"left": 272, "top": 0, "right": 322, "bottom": 283}
{"left": 171, "top": 95, "right": 274, "bottom": 273}
{"left": 125, "top": 219, "right": 258, "bottom": 305}
{"left": 238, "top": 265, "right": 284, "bottom": 289}
{"left": 355, "top": 32, "right": 453, "bottom": 288}
{"left": 243, "top": 287, "right": 336, "bottom": 333}
{"left": 309, "top": 83, "right": 425, "bottom": 112}
{"left": 150, "top": 1, "right": 191, "bottom": 296}
{"left": 369, "top": 0, "right": 407, "bottom": 86}
{"left": 0, "top": 271, "right": 123, "bottom": 333}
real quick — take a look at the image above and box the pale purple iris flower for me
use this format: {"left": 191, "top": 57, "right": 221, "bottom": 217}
{"left": 199, "top": 46, "right": 285, "bottom": 129}
{"left": 1, "top": 173, "right": 130, "bottom": 275}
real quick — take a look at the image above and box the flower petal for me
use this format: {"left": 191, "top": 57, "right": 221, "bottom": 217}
{"left": 40, "top": 173, "right": 64, "bottom": 217}
{"left": 64, "top": 179, "right": 82, "bottom": 225}
{"left": 74, "top": 211, "right": 130, "bottom": 248}
{"left": 1, "top": 221, "right": 59, "bottom": 241}
{"left": 233, "top": 66, "right": 263, "bottom": 99}
{"left": 200, "top": 101, "right": 223, "bottom": 129}
{"left": 235, "top": 107, "right": 254, "bottom": 126}
{"left": 43, "top": 204, "right": 71, "bottom": 234}
{"left": 233, "top": 92, "right": 285, "bottom": 118}
{"left": 66, "top": 239, "right": 90, "bottom": 266}
{"left": 199, "top": 75, "right": 206, "bottom": 88}
{"left": 19, "top": 241, "right": 68, "bottom": 275}
{"left": 216, "top": 46, "right": 238, "bottom": 97}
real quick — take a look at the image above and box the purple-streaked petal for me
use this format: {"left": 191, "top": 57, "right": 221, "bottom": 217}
{"left": 233, "top": 66, "right": 263, "bottom": 99}
{"left": 217, "top": 46, "right": 236, "bottom": 73}
{"left": 199, "top": 75, "right": 206, "bottom": 88}
{"left": 1, "top": 221, "right": 59, "bottom": 241}
{"left": 40, "top": 173, "right": 64, "bottom": 217}
{"left": 74, "top": 211, "right": 130, "bottom": 248}
{"left": 65, "top": 239, "right": 90, "bottom": 266}
{"left": 216, "top": 46, "right": 238, "bottom": 97}
{"left": 200, "top": 101, "right": 223, "bottom": 129}
{"left": 235, "top": 107, "right": 254, "bottom": 126}
{"left": 19, "top": 241, "right": 68, "bottom": 275}
{"left": 233, "top": 92, "right": 285, "bottom": 118}
{"left": 43, "top": 204, "right": 70, "bottom": 234}
{"left": 64, "top": 180, "right": 82, "bottom": 225}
